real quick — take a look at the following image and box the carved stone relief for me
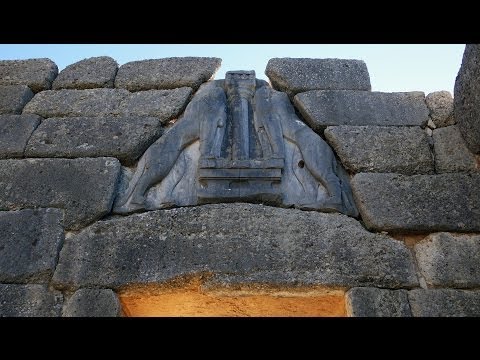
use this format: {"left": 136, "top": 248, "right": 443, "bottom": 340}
{"left": 114, "top": 71, "right": 358, "bottom": 217}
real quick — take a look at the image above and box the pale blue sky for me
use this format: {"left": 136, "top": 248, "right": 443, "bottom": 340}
{"left": 0, "top": 44, "right": 465, "bottom": 95}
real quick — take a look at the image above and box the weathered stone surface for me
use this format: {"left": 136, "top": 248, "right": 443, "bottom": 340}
{"left": 454, "top": 44, "right": 480, "bottom": 153}
{"left": 325, "top": 126, "right": 434, "bottom": 174}
{"left": 63, "top": 288, "right": 121, "bottom": 317}
{"left": 415, "top": 233, "right": 480, "bottom": 288}
{"left": 0, "top": 85, "right": 34, "bottom": 114}
{"left": 53, "top": 203, "right": 418, "bottom": 290}
{"left": 0, "top": 114, "right": 41, "bottom": 158}
{"left": 115, "top": 57, "right": 221, "bottom": 91}
{"left": 351, "top": 173, "right": 480, "bottom": 232}
{"left": 25, "top": 116, "right": 162, "bottom": 165}
{"left": 0, "top": 208, "right": 63, "bottom": 283}
{"left": 23, "top": 88, "right": 129, "bottom": 118}
{"left": 115, "top": 87, "right": 192, "bottom": 123}
{"left": 294, "top": 90, "right": 429, "bottom": 132}
{"left": 0, "top": 58, "right": 58, "bottom": 93}
{"left": 433, "top": 125, "right": 478, "bottom": 173}
{"left": 426, "top": 91, "right": 455, "bottom": 128}
{"left": 52, "top": 56, "right": 118, "bottom": 90}
{"left": 0, "top": 284, "right": 62, "bottom": 317}
{"left": 0, "top": 158, "right": 120, "bottom": 230}
{"left": 408, "top": 289, "right": 480, "bottom": 317}
{"left": 346, "top": 288, "right": 411, "bottom": 317}
{"left": 265, "top": 58, "right": 371, "bottom": 97}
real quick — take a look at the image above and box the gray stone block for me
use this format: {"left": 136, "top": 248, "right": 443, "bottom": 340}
{"left": 0, "top": 114, "right": 41, "bottom": 158}
{"left": 294, "top": 90, "right": 429, "bottom": 132}
{"left": 114, "top": 57, "right": 221, "bottom": 91}
{"left": 426, "top": 91, "right": 455, "bottom": 128}
{"left": 265, "top": 58, "right": 371, "bottom": 97}
{"left": 52, "top": 56, "right": 118, "bottom": 90}
{"left": 325, "top": 126, "right": 434, "bottom": 174}
{"left": 408, "top": 289, "right": 480, "bottom": 317}
{"left": 52, "top": 203, "right": 418, "bottom": 290}
{"left": 115, "top": 87, "right": 192, "bottom": 123}
{"left": 0, "top": 208, "right": 63, "bottom": 283}
{"left": 63, "top": 288, "right": 121, "bottom": 317}
{"left": 351, "top": 173, "right": 480, "bottom": 232}
{"left": 23, "top": 88, "right": 129, "bottom": 118}
{"left": 433, "top": 125, "right": 478, "bottom": 173}
{"left": 0, "top": 283, "right": 62, "bottom": 317}
{"left": 346, "top": 288, "right": 411, "bottom": 317}
{"left": 0, "top": 58, "right": 58, "bottom": 93}
{"left": 454, "top": 44, "right": 480, "bottom": 153}
{"left": 25, "top": 116, "right": 162, "bottom": 166}
{"left": 0, "top": 158, "right": 120, "bottom": 230}
{"left": 415, "top": 232, "right": 480, "bottom": 288}
{"left": 0, "top": 85, "right": 34, "bottom": 114}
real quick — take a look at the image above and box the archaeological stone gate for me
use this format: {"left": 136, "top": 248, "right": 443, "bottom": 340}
{"left": 0, "top": 46, "right": 479, "bottom": 317}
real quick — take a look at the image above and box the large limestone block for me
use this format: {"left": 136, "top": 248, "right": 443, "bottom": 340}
{"left": 0, "top": 284, "right": 62, "bottom": 317}
{"left": 0, "top": 114, "right": 41, "bottom": 159}
{"left": 454, "top": 44, "right": 480, "bottom": 153}
{"left": 0, "top": 58, "right": 58, "bottom": 92}
{"left": 294, "top": 90, "right": 429, "bottom": 132}
{"left": 0, "top": 85, "right": 34, "bottom": 114}
{"left": 52, "top": 56, "right": 118, "bottom": 90}
{"left": 351, "top": 172, "right": 480, "bottom": 232}
{"left": 409, "top": 289, "right": 480, "bottom": 317}
{"left": 62, "top": 288, "right": 121, "bottom": 317}
{"left": 25, "top": 116, "right": 162, "bottom": 165}
{"left": 415, "top": 232, "right": 480, "bottom": 288}
{"left": 0, "top": 208, "right": 63, "bottom": 283}
{"left": 265, "top": 58, "right": 371, "bottom": 97}
{"left": 325, "top": 126, "right": 434, "bottom": 174}
{"left": 115, "top": 57, "right": 221, "bottom": 91}
{"left": 346, "top": 288, "right": 411, "bottom": 317}
{"left": 0, "top": 158, "right": 120, "bottom": 230}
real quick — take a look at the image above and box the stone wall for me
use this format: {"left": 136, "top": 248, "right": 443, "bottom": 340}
{"left": 0, "top": 49, "right": 479, "bottom": 317}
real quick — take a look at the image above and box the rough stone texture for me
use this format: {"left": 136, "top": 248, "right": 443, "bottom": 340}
{"left": 114, "top": 57, "right": 221, "bottom": 91}
{"left": 265, "top": 58, "right": 371, "bottom": 97}
{"left": 63, "top": 288, "right": 121, "bottom": 317}
{"left": 346, "top": 288, "right": 411, "bottom": 317}
{"left": 0, "top": 284, "right": 62, "bottom": 317}
{"left": 426, "top": 91, "right": 455, "bottom": 128}
{"left": 408, "top": 289, "right": 480, "bottom": 317}
{"left": 23, "top": 88, "right": 129, "bottom": 118}
{"left": 415, "top": 233, "right": 480, "bottom": 288}
{"left": 294, "top": 90, "right": 429, "bottom": 132}
{"left": 52, "top": 56, "right": 118, "bottom": 90}
{"left": 0, "top": 208, "right": 63, "bottom": 283}
{"left": 0, "top": 114, "right": 41, "bottom": 158}
{"left": 351, "top": 172, "right": 480, "bottom": 232}
{"left": 454, "top": 44, "right": 480, "bottom": 153}
{"left": 0, "top": 158, "right": 120, "bottom": 230}
{"left": 25, "top": 116, "right": 162, "bottom": 165}
{"left": 433, "top": 125, "right": 478, "bottom": 173}
{"left": 0, "top": 85, "right": 34, "bottom": 114}
{"left": 0, "top": 58, "right": 58, "bottom": 93}
{"left": 325, "top": 126, "right": 434, "bottom": 174}
{"left": 52, "top": 203, "right": 418, "bottom": 290}
{"left": 115, "top": 87, "right": 192, "bottom": 123}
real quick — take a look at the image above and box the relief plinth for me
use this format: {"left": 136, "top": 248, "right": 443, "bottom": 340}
{"left": 114, "top": 71, "right": 358, "bottom": 217}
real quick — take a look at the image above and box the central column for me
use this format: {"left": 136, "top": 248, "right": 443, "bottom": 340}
{"left": 225, "top": 71, "right": 256, "bottom": 160}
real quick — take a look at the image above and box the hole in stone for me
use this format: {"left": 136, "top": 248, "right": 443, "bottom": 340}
{"left": 118, "top": 275, "right": 346, "bottom": 317}
{"left": 298, "top": 160, "right": 305, "bottom": 168}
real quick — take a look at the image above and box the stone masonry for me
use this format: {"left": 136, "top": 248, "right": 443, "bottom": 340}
{"left": 0, "top": 51, "right": 479, "bottom": 317}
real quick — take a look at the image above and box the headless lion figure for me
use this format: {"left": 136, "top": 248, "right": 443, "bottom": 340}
{"left": 114, "top": 78, "right": 354, "bottom": 216}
